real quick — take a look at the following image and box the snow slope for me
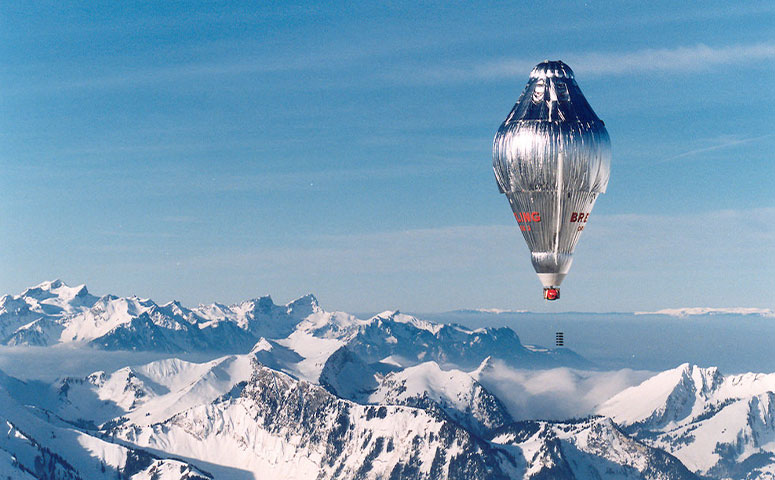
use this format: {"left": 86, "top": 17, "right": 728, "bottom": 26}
{"left": 599, "top": 363, "right": 775, "bottom": 478}
{"left": 113, "top": 363, "right": 521, "bottom": 480}
{"left": 368, "top": 360, "right": 513, "bottom": 435}
{"left": 4, "top": 346, "right": 763, "bottom": 478}
{"left": 0, "top": 380, "right": 210, "bottom": 479}
{"left": 0, "top": 343, "right": 712, "bottom": 479}
{"left": 491, "top": 417, "right": 699, "bottom": 479}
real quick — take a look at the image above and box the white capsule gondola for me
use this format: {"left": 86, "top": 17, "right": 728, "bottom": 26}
{"left": 492, "top": 60, "right": 611, "bottom": 300}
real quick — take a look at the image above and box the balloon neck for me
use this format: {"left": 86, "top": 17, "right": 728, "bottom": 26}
{"left": 536, "top": 272, "right": 567, "bottom": 288}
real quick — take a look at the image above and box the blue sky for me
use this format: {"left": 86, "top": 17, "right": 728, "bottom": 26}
{"left": 1, "top": 1, "right": 773, "bottom": 312}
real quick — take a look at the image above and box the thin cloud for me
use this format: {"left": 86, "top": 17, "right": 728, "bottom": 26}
{"left": 159, "top": 207, "right": 775, "bottom": 277}
{"left": 658, "top": 134, "right": 774, "bottom": 164}
{"left": 414, "top": 42, "right": 775, "bottom": 84}
{"left": 568, "top": 42, "right": 775, "bottom": 77}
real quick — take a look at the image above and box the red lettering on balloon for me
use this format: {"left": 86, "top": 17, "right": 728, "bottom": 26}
{"left": 569, "top": 212, "right": 591, "bottom": 223}
{"left": 515, "top": 212, "right": 541, "bottom": 223}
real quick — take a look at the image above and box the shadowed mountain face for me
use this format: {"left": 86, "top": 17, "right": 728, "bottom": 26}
{"left": 343, "top": 311, "right": 589, "bottom": 370}
{"left": 106, "top": 363, "right": 699, "bottom": 480}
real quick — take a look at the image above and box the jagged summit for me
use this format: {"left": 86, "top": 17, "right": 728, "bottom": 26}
{"left": 0, "top": 281, "right": 330, "bottom": 352}
{"left": 286, "top": 293, "right": 320, "bottom": 317}
{"left": 470, "top": 355, "right": 496, "bottom": 377}
{"left": 10, "top": 280, "right": 319, "bottom": 318}
{"left": 0, "top": 281, "right": 582, "bottom": 369}
{"left": 24, "top": 278, "right": 67, "bottom": 293}
{"left": 0, "top": 280, "right": 591, "bottom": 396}
{"left": 598, "top": 363, "right": 775, "bottom": 427}
{"left": 20, "top": 279, "right": 94, "bottom": 302}
{"left": 365, "top": 309, "right": 444, "bottom": 334}
{"left": 597, "top": 363, "right": 775, "bottom": 477}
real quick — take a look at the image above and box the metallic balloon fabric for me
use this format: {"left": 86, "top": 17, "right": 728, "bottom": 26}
{"left": 492, "top": 60, "right": 611, "bottom": 287}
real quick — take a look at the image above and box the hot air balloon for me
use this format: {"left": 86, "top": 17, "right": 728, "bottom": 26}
{"left": 492, "top": 60, "right": 611, "bottom": 300}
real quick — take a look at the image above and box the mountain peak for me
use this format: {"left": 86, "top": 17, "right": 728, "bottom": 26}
{"left": 373, "top": 310, "right": 399, "bottom": 320}
{"left": 683, "top": 363, "right": 724, "bottom": 397}
{"left": 597, "top": 363, "right": 727, "bottom": 429}
{"left": 293, "top": 293, "right": 318, "bottom": 305}
{"left": 367, "top": 310, "right": 445, "bottom": 334}
{"left": 236, "top": 295, "right": 276, "bottom": 316}
{"left": 250, "top": 337, "right": 273, "bottom": 354}
{"left": 73, "top": 284, "right": 89, "bottom": 297}
{"left": 255, "top": 295, "right": 274, "bottom": 307}
{"left": 18, "top": 279, "right": 96, "bottom": 312}
{"left": 26, "top": 279, "right": 88, "bottom": 295}
{"left": 22, "top": 279, "right": 67, "bottom": 297}
{"left": 40, "top": 279, "right": 64, "bottom": 290}
{"left": 470, "top": 356, "right": 495, "bottom": 377}
{"left": 286, "top": 293, "right": 320, "bottom": 317}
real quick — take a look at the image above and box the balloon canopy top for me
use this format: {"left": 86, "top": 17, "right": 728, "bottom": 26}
{"left": 529, "top": 60, "right": 575, "bottom": 80}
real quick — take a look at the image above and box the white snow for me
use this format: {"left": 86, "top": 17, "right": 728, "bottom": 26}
{"left": 370, "top": 361, "right": 476, "bottom": 407}
{"left": 3, "top": 280, "right": 775, "bottom": 479}
{"left": 59, "top": 296, "right": 159, "bottom": 342}
{"left": 598, "top": 363, "right": 775, "bottom": 474}
{"left": 635, "top": 307, "right": 775, "bottom": 317}
{"left": 469, "top": 308, "right": 530, "bottom": 314}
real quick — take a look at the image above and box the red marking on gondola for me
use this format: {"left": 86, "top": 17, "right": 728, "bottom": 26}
{"left": 544, "top": 288, "right": 560, "bottom": 300}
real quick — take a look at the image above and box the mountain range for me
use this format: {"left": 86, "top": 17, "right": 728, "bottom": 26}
{"left": 0, "top": 280, "right": 772, "bottom": 479}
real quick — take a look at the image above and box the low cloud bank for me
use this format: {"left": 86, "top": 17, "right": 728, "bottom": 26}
{"left": 475, "top": 361, "right": 654, "bottom": 421}
{"left": 0, "top": 345, "right": 219, "bottom": 382}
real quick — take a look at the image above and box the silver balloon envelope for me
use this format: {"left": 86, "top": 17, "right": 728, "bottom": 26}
{"left": 492, "top": 60, "right": 610, "bottom": 298}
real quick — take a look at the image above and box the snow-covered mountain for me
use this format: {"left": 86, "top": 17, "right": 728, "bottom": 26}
{"left": 0, "top": 280, "right": 97, "bottom": 343}
{"left": 490, "top": 417, "right": 699, "bottom": 479}
{"left": 368, "top": 360, "right": 514, "bottom": 436}
{"left": 1, "top": 281, "right": 774, "bottom": 479}
{"left": 112, "top": 362, "right": 523, "bottom": 479}
{"left": 0, "top": 376, "right": 210, "bottom": 479}
{"left": 0, "top": 345, "right": 764, "bottom": 479}
{"left": 635, "top": 307, "right": 775, "bottom": 317}
{"left": 0, "top": 280, "right": 318, "bottom": 352}
{"left": 342, "top": 310, "right": 589, "bottom": 370}
{"left": 598, "top": 363, "right": 775, "bottom": 479}
{"left": 0, "top": 281, "right": 589, "bottom": 376}
{"left": 102, "top": 360, "right": 698, "bottom": 480}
